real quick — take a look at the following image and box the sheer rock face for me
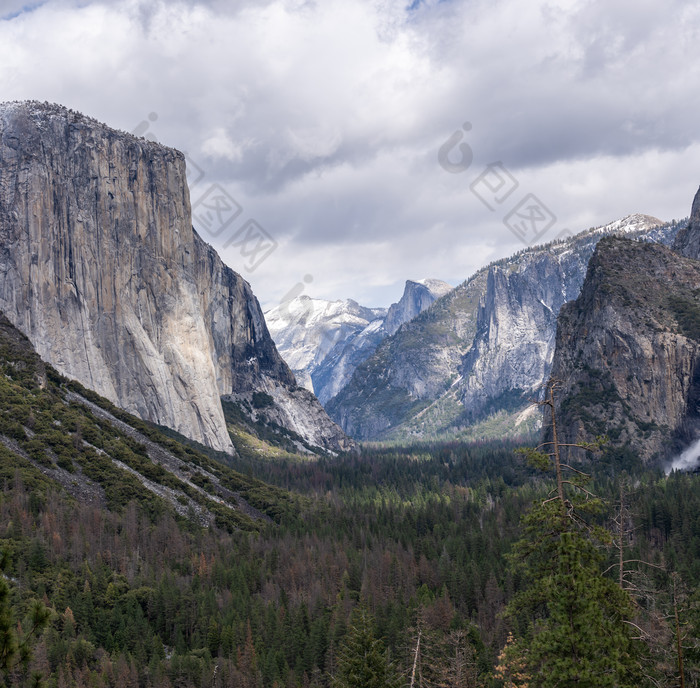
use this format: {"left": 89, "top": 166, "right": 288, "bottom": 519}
{"left": 265, "top": 278, "right": 452, "bottom": 408}
{"left": 458, "top": 216, "right": 670, "bottom": 423}
{"left": 328, "top": 215, "right": 671, "bottom": 441}
{"left": 551, "top": 236, "right": 700, "bottom": 463}
{"left": 265, "top": 296, "right": 387, "bottom": 404}
{"left": 673, "top": 186, "right": 700, "bottom": 260}
{"left": 0, "top": 101, "right": 349, "bottom": 454}
{"left": 383, "top": 279, "right": 453, "bottom": 336}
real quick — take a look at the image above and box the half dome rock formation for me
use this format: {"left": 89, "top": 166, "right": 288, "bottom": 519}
{"left": 327, "top": 214, "right": 671, "bottom": 441}
{"left": 382, "top": 279, "right": 453, "bottom": 336}
{"left": 0, "top": 101, "right": 350, "bottom": 454}
{"left": 265, "top": 278, "right": 451, "bottom": 406}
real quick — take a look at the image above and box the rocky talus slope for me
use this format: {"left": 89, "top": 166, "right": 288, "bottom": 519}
{"left": 0, "top": 310, "right": 289, "bottom": 530}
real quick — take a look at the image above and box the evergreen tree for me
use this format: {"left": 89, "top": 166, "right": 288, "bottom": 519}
{"left": 0, "top": 550, "right": 51, "bottom": 683}
{"left": 506, "top": 381, "right": 651, "bottom": 686}
{"left": 507, "top": 501, "right": 647, "bottom": 686}
{"left": 332, "top": 605, "right": 402, "bottom": 688}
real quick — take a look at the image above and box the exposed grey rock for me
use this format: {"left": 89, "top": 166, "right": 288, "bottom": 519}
{"left": 550, "top": 236, "right": 700, "bottom": 463}
{"left": 326, "top": 273, "right": 483, "bottom": 439}
{"left": 265, "top": 296, "right": 386, "bottom": 402}
{"left": 673, "top": 186, "right": 700, "bottom": 259}
{"left": 310, "top": 317, "right": 386, "bottom": 405}
{"left": 265, "top": 278, "right": 452, "bottom": 406}
{"left": 383, "top": 279, "right": 453, "bottom": 336}
{"left": 458, "top": 215, "right": 667, "bottom": 422}
{"left": 328, "top": 215, "right": 676, "bottom": 441}
{"left": 0, "top": 101, "right": 349, "bottom": 454}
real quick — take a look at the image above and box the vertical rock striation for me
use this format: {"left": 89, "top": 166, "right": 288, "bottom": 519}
{"left": 328, "top": 215, "right": 672, "bottom": 441}
{"left": 550, "top": 235, "right": 700, "bottom": 463}
{"left": 383, "top": 279, "right": 453, "bottom": 336}
{"left": 673, "top": 186, "right": 700, "bottom": 260}
{"left": 265, "top": 278, "right": 452, "bottom": 406}
{"left": 0, "top": 101, "right": 349, "bottom": 453}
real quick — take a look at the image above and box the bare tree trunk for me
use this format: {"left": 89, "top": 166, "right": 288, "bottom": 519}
{"left": 546, "top": 382, "right": 565, "bottom": 509}
{"left": 619, "top": 481, "right": 625, "bottom": 590}
{"left": 674, "top": 577, "right": 685, "bottom": 688}
{"left": 409, "top": 629, "right": 421, "bottom": 688}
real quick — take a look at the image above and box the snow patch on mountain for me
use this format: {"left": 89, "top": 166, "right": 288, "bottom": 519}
{"left": 265, "top": 278, "right": 454, "bottom": 405}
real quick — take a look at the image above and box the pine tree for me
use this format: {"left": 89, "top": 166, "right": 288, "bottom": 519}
{"left": 0, "top": 579, "right": 51, "bottom": 683}
{"left": 507, "top": 502, "right": 646, "bottom": 687}
{"left": 506, "top": 380, "right": 651, "bottom": 687}
{"left": 332, "top": 605, "right": 402, "bottom": 688}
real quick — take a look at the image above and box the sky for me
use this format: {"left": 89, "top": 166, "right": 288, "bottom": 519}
{"left": 1, "top": 0, "right": 700, "bottom": 310}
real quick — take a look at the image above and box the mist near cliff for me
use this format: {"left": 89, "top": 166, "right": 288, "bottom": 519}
{"left": 667, "top": 437, "right": 700, "bottom": 474}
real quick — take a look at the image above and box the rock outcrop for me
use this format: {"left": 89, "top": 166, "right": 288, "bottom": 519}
{"left": 0, "top": 101, "right": 350, "bottom": 454}
{"left": 265, "top": 278, "right": 452, "bottom": 406}
{"left": 673, "top": 186, "right": 700, "bottom": 260}
{"left": 328, "top": 215, "right": 675, "bottom": 441}
{"left": 383, "top": 279, "right": 453, "bottom": 336}
{"left": 550, "top": 236, "right": 700, "bottom": 463}
{"left": 458, "top": 215, "right": 666, "bottom": 422}
{"left": 326, "top": 274, "right": 484, "bottom": 439}
{"left": 265, "top": 296, "right": 386, "bottom": 402}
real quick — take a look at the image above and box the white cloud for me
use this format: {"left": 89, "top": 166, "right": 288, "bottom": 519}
{"left": 1, "top": 0, "right": 700, "bottom": 308}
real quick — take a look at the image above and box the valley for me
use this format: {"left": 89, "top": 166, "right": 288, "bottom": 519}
{"left": 1, "top": 101, "right": 700, "bottom": 687}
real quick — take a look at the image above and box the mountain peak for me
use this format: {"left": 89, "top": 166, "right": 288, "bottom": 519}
{"left": 551, "top": 235, "right": 700, "bottom": 462}
{"left": 383, "top": 278, "right": 453, "bottom": 336}
{"left": 672, "top": 186, "right": 700, "bottom": 259}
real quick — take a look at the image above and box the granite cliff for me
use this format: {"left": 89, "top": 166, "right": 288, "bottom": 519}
{"left": 328, "top": 215, "right": 676, "bottom": 441}
{"left": 265, "top": 296, "right": 386, "bottom": 403}
{"left": 383, "top": 279, "right": 453, "bottom": 336}
{"left": 265, "top": 278, "right": 451, "bottom": 405}
{"left": 458, "top": 215, "right": 669, "bottom": 423}
{"left": 550, "top": 233, "right": 700, "bottom": 464}
{"left": 673, "top": 185, "right": 700, "bottom": 260}
{"left": 0, "top": 101, "right": 350, "bottom": 454}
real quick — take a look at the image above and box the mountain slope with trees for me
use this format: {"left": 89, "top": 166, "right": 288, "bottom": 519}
{"left": 328, "top": 215, "right": 678, "bottom": 442}
{"left": 1, "top": 306, "right": 700, "bottom": 686}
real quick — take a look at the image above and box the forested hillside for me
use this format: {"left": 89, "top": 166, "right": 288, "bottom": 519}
{"left": 1, "top": 312, "right": 700, "bottom": 686}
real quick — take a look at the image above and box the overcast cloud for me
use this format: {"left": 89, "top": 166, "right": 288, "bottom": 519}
{"left": 1, "top": 0, "right": 699, "bottom": 308}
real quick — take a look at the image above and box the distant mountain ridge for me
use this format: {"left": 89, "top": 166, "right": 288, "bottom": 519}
{"left": 327, "top": 214, "right": 679, "bottom": 441}
{"left": 384, "top": 279, "right": 454, "bottom": 336}
{"left": 265, "top": 278, "right": 452, "bottom": 405}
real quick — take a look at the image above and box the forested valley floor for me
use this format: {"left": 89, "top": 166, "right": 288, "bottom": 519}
{"left": 2, "top": 430, "right": 700, "bottom": 687}
{"left": 1, "top": 316, "right": 698, "bottom": 688}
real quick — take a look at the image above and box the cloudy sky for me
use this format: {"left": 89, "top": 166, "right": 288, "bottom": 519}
{"left": 2, "top": 0, "right": 700, "bottom": 309}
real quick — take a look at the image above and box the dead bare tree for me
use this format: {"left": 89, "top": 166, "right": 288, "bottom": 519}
{"left": 674, "top": 574, "right": 686, "bottom": 688}
{"left": 409, "top": 628, "right": 421, "bottom": 688}
{"left": 517, "top": 379, "right": 605, "bottom": 519}
{"left": 604, "top": 477, "right": 665, "bottom": 604}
